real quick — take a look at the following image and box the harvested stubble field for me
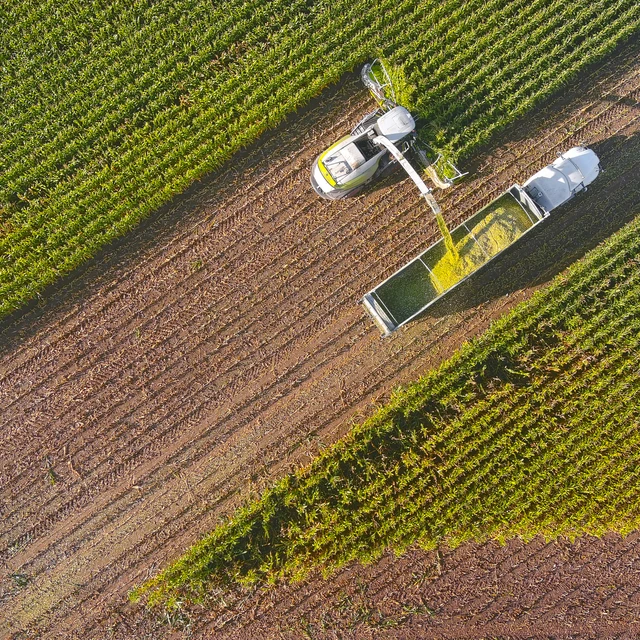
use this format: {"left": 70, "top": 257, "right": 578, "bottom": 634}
{"left": 2, "top": 39, "right": 640, "bottom": 639}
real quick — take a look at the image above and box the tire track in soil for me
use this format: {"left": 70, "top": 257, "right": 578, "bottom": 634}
{"left": 1, "top": 38, "right": 640, "bottom": 637}
{"left": 3, "top": 57, "right": 639, "bottom": 545}
{"left": 198, "top": 535, "right": 640, "bottom": 639}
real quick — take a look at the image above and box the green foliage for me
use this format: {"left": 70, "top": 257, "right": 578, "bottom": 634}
{"left": 132, "top": 209, "right": 640, "bottom": 608}
{"left": 2, "top": 0, "right": 640, "bottom": 316}
{"left": 371, "top": 56, "right": 416, "bottom": 110}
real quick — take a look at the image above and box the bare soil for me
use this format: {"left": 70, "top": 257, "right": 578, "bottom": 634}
{"left": 2, "top": 37, "right": 640, "bottom": 639}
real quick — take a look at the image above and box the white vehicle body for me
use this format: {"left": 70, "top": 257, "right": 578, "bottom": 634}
{"left": 523, "top": 146, "right": 600, "bottom": 214}
{"left": 310, "top": 106, "right": 420, "bottom": 199}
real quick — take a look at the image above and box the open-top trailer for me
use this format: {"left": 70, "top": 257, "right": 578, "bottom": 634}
{"left": 362, "top": 146, "right": 601, "bottom": 336}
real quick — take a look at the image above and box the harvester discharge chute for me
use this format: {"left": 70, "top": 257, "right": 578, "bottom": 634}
{"left": 310, "top": 59, "right": 466, "bottom": 212}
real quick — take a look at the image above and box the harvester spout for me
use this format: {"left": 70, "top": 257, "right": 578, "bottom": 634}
{"left": 372, "top": 135, "right": 441, "bottom": 215}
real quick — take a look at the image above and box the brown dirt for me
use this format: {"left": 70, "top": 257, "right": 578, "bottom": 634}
{"left": 2, "top": 37, "right": 640, "bottom": 639}
{"left": 202, "top": 532, "right": 640, "bottom": 639}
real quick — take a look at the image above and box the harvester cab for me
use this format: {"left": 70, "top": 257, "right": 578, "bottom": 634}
{"left": 310, "top": 59, "right": 465, "bottom": 214}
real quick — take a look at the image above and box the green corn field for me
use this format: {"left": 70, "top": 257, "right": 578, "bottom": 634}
{"left": 2, "top": 0, "right": 640, "bottom": 316}
{"left": 132, "top": 204, "right": 640, "bottom": 609}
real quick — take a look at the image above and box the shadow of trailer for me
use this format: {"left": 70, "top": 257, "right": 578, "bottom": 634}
{"left": 362, "top": 146, "right": 600, "bottom": 336}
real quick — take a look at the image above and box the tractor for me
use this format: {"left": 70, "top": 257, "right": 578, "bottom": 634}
{"left": 310, "top": 60, "right": 465, "bottom": 214}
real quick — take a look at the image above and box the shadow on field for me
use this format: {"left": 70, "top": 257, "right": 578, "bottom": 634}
{"left": 427, "top": 129, "right": 640, "bottom": 319}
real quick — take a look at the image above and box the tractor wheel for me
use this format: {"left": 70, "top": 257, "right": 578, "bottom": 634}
{"left": 376, "top": 154, "right": 400, "bottom": 179}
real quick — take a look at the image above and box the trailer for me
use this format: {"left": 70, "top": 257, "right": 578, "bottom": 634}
{"left": 362, "top": 146, "right": 601, "bottom": 336}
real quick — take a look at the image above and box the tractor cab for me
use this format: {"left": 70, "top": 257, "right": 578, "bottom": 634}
{"left": 523, "top": 146, "right": 600, "bottom": 214}
{"left": 310, "top": 106, "right": 416, "bottom": 199}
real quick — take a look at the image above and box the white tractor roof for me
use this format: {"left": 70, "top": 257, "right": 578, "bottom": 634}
{"left": 323, "top": 142, "right": 366, "bottom": 182}
{"left": 523, "top": 146, "right": 600, "bottom": 213}
{"left": 376, "top": 106, "right": 415, "bottom": 142}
